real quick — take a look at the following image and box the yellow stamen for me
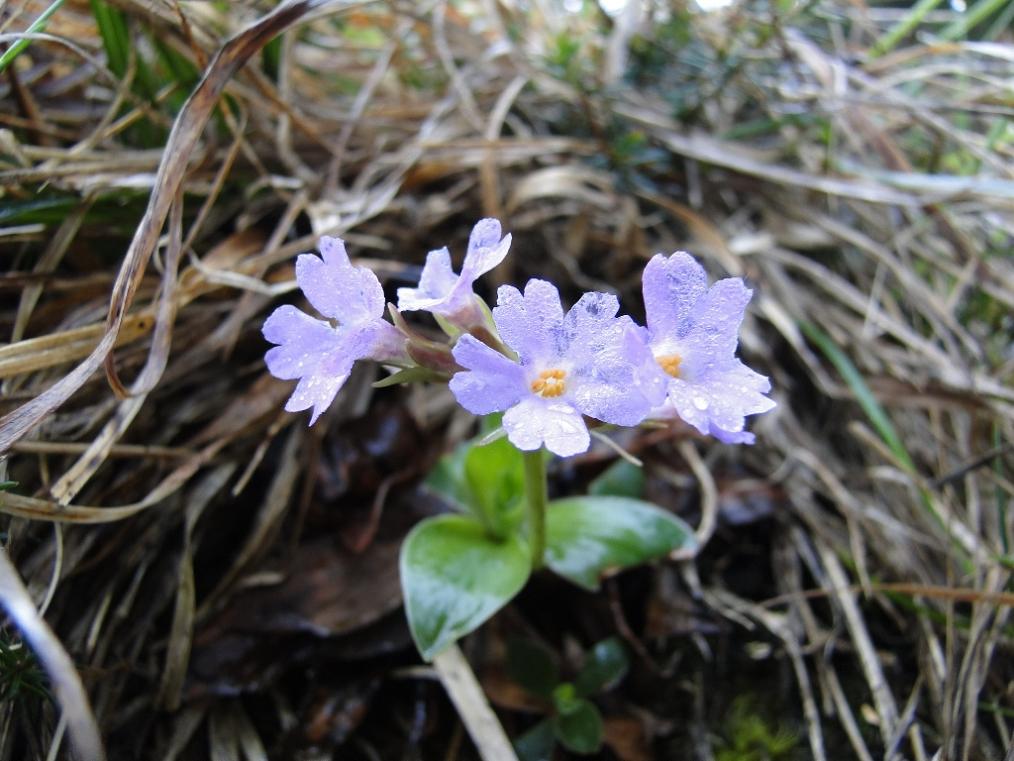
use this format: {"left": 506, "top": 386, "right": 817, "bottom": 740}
{"left": 657, "top": 353, "right": 682, "bottom": 378}
{"left": 530, "top": 368, "right": 566, "bottom": 398}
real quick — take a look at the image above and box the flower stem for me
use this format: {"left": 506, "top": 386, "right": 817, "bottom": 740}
{"left": 522, "top": 449, "right": 547, "bottom": 569}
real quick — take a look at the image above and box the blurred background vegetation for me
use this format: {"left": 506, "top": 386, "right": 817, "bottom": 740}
{"left": 0, "top": 0, "right": 1012, "bottom": 759}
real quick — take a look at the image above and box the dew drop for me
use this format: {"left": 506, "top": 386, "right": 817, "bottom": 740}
{"left": 692, "top": 396, "right": 710, "bottom": 410}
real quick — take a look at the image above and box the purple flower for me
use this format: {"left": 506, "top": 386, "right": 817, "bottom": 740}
{"left": 397, "top": 218, "right": 511, "bottom": 327}
{"left": 263, "top": 236, "right": 405, "bottom": 425}
{"left": 641, "top": 252, "right": 775, "bottom": 444}
{"left": 449, "top": 279, "right": 665, "bottom": 457}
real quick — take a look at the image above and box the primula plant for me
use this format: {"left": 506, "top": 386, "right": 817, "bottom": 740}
{"left": 263, "top": 219, "right": 774, "bottom": 661}
{"left": 508, "top": 636, "right": 631, "bottom": 758}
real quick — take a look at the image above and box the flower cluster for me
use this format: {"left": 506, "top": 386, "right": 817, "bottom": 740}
{"left": 263, "top": 219, "right": 774, "bottom": 455}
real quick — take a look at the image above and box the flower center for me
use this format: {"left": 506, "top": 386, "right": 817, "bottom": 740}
{"left": 530, "top": 368, "right": 567, "bottom": 398}
{"left": 656, "top": 353, "right": 682, "bottom": 378}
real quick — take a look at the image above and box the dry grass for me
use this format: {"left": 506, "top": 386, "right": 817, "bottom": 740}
{"left": 1, "top": 0, "right": 1012, "bottom": 759}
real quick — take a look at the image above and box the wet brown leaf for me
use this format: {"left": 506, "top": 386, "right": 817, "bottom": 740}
{"left": 189, "top": 539, "right": 402, "bottom": 696}
{"left": 603, "top": 716, "right": 653, "bottom": 761}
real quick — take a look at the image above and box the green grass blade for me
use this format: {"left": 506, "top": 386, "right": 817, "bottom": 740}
{"left": 799, "top": 321, "right": 915, "bottom": 473}
{"left": 940, "top": 0, "right": 1013, "bottom": 39}
{"left": 89, "top": 0, "right": 130, "bottom": 78}
{"left": 151, "top": 36, "right": 200, "bottom": 89}
{"left": 801, "top": 322, "right": 975, "bottom": 568}
{"left": 262, "top": 35, "right": 282, "bottom": 80}
{"left": 984, "top": 0, "right": 1014, "bottom": 37}
{"left": 0, "top": 0, "right": 67, "bottom": 74}
{"left": 868, "top": 0, "right": 945, "bottom": 58}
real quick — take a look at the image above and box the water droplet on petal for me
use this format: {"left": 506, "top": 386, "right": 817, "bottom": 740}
{"left": 693, "top": 396, "right": 710, "bottom": 410}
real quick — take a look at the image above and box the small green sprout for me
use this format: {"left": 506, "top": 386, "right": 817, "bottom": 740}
{"left": 508, "top": 636, "right": 629, "bottom": 758}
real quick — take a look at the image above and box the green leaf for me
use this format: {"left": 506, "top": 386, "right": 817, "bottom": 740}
{"left": 574, "top": 637, "right": 628, "bottom": 696}
{"left": 545, "top": 497, "right": 696, "bottom": 591}
{"left": 514, "top": 719, "right": 555, "bottom": 761}
{"left": 506, "top": 639, "right": 559, "bottom": 699}
{"left": 425, "top": 444, "right": 471, "bottom": 512}
{"left": 425, "top": 430, "right": 525, "bottom": 536}
{"left": 552, "top": 697, "right": 603, "bottom": 754}
{"left": 588, "top": 459, "right": 645, "bottom": 498}
{"left": 551, "top": 682, "right": 581, "bottom": 714}
{"left": 401, "top": 515, "right": 530, "bottom": 661}
{"left": 464, "top": 435, "right": 525, "bottom": 528}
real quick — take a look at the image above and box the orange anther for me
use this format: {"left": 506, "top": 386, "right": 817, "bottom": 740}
{"left": 657, "top": 354, "right": 682, "bottom": 378}
{"left": 530, "top": 368, "right": 567, "bottom": 398}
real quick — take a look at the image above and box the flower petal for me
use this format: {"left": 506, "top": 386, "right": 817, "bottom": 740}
{"left": 709, "top": 424, "right": 756, "bottom": 445}
{"left": 563, "top": 290, "right": 620, "bottom": 345}
{"left": 571, "top": 378, "right": 650, "bottom": 427}
{"left": 665, "top": 359, "right": 775, "bottom": 438}
{"left": 642, "top": 252, "right": 708, "bottom": 339}
{"left": 262, "top": 305, "right": 342, "bottom": 380}
{"left": 263, "top": 304, "right": 396, "bottom": 425}
{"left": 296, "top": 236, "right": 385, "bottom": 324}
{"left": 462, "top": 218, "right": 511, "bottom": 277}
{"left": 502, "top": 397, "right": 590, "bottom": 457}
{"left": 570, "top": 321, "right": 664, "bottom": 425}
{"left": 622, "top": 322, "right": 669, "bottom": 408}
{"left": 493, "top": 279, "right": 566, "bottom": 365}
{"left": 561, "top": 291, "right": 629, "bottom": 382}
{"left": 263, "top": 305, "right": 357, "bottom": 425}
{"left": 397, "top": 220, "right": 510, "bottom": 322}
{"left": 678, "top": 277, "right": 752, "bottom": 367}
{"left": 366, "top": 319, "right": 409, "bottom": 364}
{"left": 284, "top": 370, "right": 350, "bottom": 426}
{"left": 397, "top": 247, "right": 458, "bottom": 311}
{"left": 449, "top": 335, "right": 527, "bottom": 415}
